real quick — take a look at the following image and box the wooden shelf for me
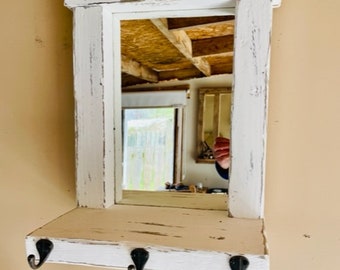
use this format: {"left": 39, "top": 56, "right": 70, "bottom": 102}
{"left": 26, "top": 205, "right": 269, "bottom": 269}
{"left": 196, "top": 158, "right": 216, "bottom": 164}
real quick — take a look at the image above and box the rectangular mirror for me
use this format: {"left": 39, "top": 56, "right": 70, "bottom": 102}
{"left": 196, "top": 87, "right": 232, "bottom": 163}
{"left": 117, "top": 13, "right": 234, "bottom": 209}
{"left": 69, "top": 0, "right": 273, "bottom": 218}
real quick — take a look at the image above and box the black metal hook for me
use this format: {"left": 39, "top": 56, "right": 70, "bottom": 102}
{"left": 229, "top": 255, "right": 249, "bottom": 270}
{"left": 128, "top": 248, "right": 149, "bottom": 270}
{"left": 27, "top": 239, "right": 54, "bottom": 269}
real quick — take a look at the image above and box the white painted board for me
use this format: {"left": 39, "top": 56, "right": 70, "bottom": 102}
{"left": 26, "top": 206, "right": 269, "bottom": 269}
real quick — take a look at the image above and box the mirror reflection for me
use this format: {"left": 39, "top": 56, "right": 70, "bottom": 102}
{"left": 196, "top": 88, "right": 232, "bottom": 162}
{"left": 119, "top": 15, "right": 234, "bottom": 203}
{"left": 122, "top": 107, "right": 176, "bottom": 191}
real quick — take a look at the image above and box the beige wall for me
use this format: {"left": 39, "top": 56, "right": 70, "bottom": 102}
{"left": 265, "top": 0, "right": 340, "bottom": 268}
{"left": 1, "top": 1, "right": 340, "bottom": 269}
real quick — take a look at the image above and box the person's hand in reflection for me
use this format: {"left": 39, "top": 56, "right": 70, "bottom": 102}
{"left": 213, "top": 137, "right": 230, "bottom": 180}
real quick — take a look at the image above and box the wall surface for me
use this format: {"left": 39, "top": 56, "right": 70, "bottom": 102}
{"left": 1, "top": 0, "right": 340, "bottom": 270}
{"left": 265, "top": 0, "right": 340, "bottom": 268}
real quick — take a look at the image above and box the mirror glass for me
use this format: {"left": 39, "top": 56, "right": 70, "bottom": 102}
{"left": 196, "top": 88, "right": 232, "bottom": 162}
{"left": 122, "top": 107, "right": 176, "bottom": 191}
{"left": 119, "top": 15, "right": 234, "bottom": 208}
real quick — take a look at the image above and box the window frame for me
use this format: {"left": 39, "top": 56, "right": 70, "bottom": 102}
{"left": 71, "top": 0, "right": 276, "bottom": 219}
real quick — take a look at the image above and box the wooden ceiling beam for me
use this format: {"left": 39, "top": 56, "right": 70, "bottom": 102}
{"left": 192, "top": 35, "right": 234, "bottom": 57}
{"left": 121, "top": 54, "right": 158, "bottom": 83}
{"left": 171, "top": 30, "right": 193, "bottom": 55}
{"left": 151, "top": 19, "right": 211, "bottom": 77}
{"left": 167, "top": 16, "right": 234, "bottom": 30}
{"left": 158, "top": 67, "right": 203, "bottom": 81}
{"left": 122, "top": 84, "right": 190, "bottom": 92}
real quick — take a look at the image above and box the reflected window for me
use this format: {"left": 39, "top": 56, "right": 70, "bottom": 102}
{"left": 123, "top": 108, "right": 179, "bottom": 190}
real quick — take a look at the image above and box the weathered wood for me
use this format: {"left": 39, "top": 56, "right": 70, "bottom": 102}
{"left": 65, "top": 0, "right": 281, "bottom": 9}
{"left": 120, "top": 13, "right": 235, "bottom": 86}
{"left": 229, "top": 0, "right": 273, "bottom": 218}
{"left": 185, "top": 20, "right": 234, "bottom": 39}
{"left": 26, "top": 206, "right": 268, "bottom": 269}
{"left": 24, "top": 0, "right": 278, "bottom": 268}
{"left": 171, "top": 30, "right": 193, "bottom": 55}
{"left": 73, "top": 7, "right": 116, "bottom": 208}
{"left": 120, "top": 19, "right": 192, "bottom": 72}
{"left": 208, "top": 54, "right": 234, "bottom": 74}
{"left": 119, "top": 10, "right": 236, "bottom": 87}
{"left": 65, "top": 0, "right": 237, "bottom": 10}
{"left": 122, "top": 84, "right": 189, "bottom": 92}
{"left": 151, "top": 18, "right": 211, "bottom": 76}
{"left": 158, "top": 67, "right": 202, "bottom": 81}
{"left": 192, "top": 35, "right": 234, "bottom": 57}
{"left": 167, "top": 16, "right": 234, "bottom": 30}
{"left": 73, "top": 0, "right": 274, "bottom": 219}
{"left": 121, "top": 54, "right": 158, "bottom": 83}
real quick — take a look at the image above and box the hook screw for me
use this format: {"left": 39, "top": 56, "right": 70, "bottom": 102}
{"left": 229, "top": 255, "right": 249, "bottom": 270}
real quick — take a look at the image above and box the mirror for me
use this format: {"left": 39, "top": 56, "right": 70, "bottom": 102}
{"left": 119, "top": 15, "right": 234, "bottom": 207}
{"left": 120, "top": 16, "right": 234, "bottom": 87}
{"left": 70, "top": 1, "right": 272, "bottom": 217}
{"left": 196, "top": 87, "right": 232, "bottom": 163}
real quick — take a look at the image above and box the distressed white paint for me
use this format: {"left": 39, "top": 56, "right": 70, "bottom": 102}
{"left": 64, "top": 0, "right": 281, "bottom": 9}
{"left": 26, "top": 238, "right": 269, "bottom": 269}
{"left": 26, "top": 206, "right": 269, "bottom": 270}
{"left": 71, "top": 0, "right": 274, "bottom": 225}
{"left": 24, "top": 0, "right": 278, "bottom": 268}
{"left": 73, "top": 6, "right": 118, "bottom": 208}
{"left": 73, "top": 3, "right": 235, "bottom": 209}
{"left": 229, "top": 0, "right": 273, "bottom": 218}
{"left": 65, "top": 0, "right": 236, "bottom": 10}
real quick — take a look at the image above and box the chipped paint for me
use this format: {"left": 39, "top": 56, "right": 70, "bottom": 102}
{"left": 33, "top": 0, "right": 277, "bottom": 268}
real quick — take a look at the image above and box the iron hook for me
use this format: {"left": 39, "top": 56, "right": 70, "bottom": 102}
{"left": 27, "top": 239, "right": 54, "bottom": 269}
{"left": 128, "top": 248, "right": 149, "bottom": 270}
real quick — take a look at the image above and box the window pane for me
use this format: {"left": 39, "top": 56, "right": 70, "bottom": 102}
{"left": 123, "top": 108, "right": 175, "bottom": 191}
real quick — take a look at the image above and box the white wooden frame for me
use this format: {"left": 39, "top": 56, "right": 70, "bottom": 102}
{"left": 24, "top": 1, "right": 281, "bottom": 269}
{"left": 70, "top": 0, "right": 275, "bottom": 219}
{"left": 65, "top": 0, "right": 282, "bottom": 9}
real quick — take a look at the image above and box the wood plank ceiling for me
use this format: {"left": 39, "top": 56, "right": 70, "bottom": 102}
{"left": 121, "top": 16, "right": 234, "bottom": 88}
